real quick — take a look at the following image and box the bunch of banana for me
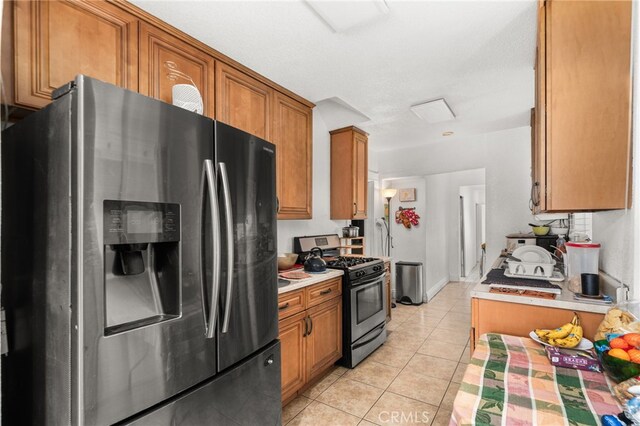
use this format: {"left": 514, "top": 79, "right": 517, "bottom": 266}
{"left": 534, "top": 313, "right": 584, "bottom": 348}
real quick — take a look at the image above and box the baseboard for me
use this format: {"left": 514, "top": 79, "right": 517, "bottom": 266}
{"left": 426, "top": 277, "right": 449, "bottom": 301}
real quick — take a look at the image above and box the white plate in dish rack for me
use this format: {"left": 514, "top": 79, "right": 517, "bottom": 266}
{"left": 512, "top": 245, "right": 553, "bottom": 264}
{"left": 504, "top": 269, "right": 565, "bottom": 282}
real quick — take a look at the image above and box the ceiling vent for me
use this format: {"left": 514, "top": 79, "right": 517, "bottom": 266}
{"left": 305, "top": 0, "right": 389, "bottom": 33}
{"left": 410, "top": 98, "right": 456, "bottom": 124}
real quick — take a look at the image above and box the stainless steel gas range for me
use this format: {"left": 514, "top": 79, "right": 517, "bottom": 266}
{"left": 294, "top": 235, "right": 387, "bottom": 368}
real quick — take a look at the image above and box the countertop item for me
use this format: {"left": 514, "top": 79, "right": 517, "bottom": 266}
{"left": 471, "top": 257, "right": 616, "bottom": 314}
{"left": 303, "top": 247, "right": 327, "bottom": 273}
{"left": 277, "top": 253, "right": 298, "bottom": 270}
{"left": 277, "top": 269, "right": 344, "bottom": 294}
{"left": 452, "top": 333, "right": 621, "bottom": 425}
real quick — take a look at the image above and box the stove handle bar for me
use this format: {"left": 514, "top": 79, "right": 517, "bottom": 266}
{"left": 353, "top": 323, "right": 385, "bottom": 350}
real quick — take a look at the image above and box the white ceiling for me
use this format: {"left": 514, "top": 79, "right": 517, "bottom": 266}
{"left": 131, "top": 0, "right": 537, "bottom": 151}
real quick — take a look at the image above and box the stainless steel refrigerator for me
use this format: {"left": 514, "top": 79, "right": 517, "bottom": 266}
{"left": 1, "top": 75, "right": 281, "bottom": 425}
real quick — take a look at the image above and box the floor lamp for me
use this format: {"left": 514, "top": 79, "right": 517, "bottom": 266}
{"left": 382, "top": 188, "right": 397, "bottom": 308}
{"left": 382, "top": 188, "right": 397, "bottom": 256}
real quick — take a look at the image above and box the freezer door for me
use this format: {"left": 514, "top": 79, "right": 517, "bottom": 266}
{"left": 126, "top": 341, "right": 281, "bottom": 426}
{"left": 215, "top": 122, "right": 278, "bottom": 371}
{"left": 76, "top": 77, "right": 218, "bottom": 425}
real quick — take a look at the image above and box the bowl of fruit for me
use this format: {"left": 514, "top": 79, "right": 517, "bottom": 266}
{"left": 595, "top": 333, "right": 640, "bottom": 382}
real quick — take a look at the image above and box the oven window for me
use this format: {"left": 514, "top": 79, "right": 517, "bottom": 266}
{"left": 356, "top": 282, "right": 383, "bottom": 324}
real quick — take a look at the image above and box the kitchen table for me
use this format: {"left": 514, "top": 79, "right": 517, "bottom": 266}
{"left": 451, "top": 333, "right": 621, "bottom": 425}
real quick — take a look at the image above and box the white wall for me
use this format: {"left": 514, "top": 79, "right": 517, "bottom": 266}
{"left": 384, "top": 177, "right": 427, "bottom": 265}
{"left": 276, "top": 109, "right": 348, "bottom": 252}
{"left": 424, "top": 173, "right": 450, "bottom": 298}
{"left": 378, "top": 126, "right": 533, "bottom": 268}
{"left": 591, "top": 3, "right": 639, "bottom": 295}
{"left": 593, "top": 211, "right": 634, "bottom": 288}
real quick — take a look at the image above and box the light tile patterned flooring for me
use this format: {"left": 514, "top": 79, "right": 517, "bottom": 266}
{"left": 282, "top": 281, "right": 475, "bottom": 425}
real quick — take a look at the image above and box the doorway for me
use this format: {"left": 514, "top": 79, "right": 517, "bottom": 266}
{"left": 458, "top": 185, "right": 486, "bottom": 278}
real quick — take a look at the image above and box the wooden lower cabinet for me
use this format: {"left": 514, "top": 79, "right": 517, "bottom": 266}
{"left": 470, "top": 298, "right": 604, "bottom": 350}
{"left": 306, "top": 299, "right": 342, "bottom": 382}
{"left": 278, "top": 279, "right": 342, "bottom": 403}
{"left": 279, "top": 311, "right": 307, "bottom": 402}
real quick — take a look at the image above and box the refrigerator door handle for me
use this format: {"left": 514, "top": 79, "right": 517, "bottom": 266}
{"left": 219, "top": 162, "right": 234, "bottom": 334}
{"left": 200, "top": 159, "right": 222, "bottom": 339}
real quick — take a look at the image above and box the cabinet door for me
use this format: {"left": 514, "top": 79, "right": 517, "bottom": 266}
{"left": 14, "top": 0, "right": 138, "bottom": 109}
{"left": 139, "top": 22, "right": 215, "bottom": 118}
{"left": 272, "top": 92, "right": 313, "bottom": 219}
{"left": 545, "top": 0, "right": 631, "bottom": 210}
{"left": 353, "top": 132, "right": 368, "bottom": 219}
{"left": 532, "top": 0, "right": 547, "bottom": 213}
{"left": 216, "top": 62, "right": 272, "bottom": 140}
{"left": 305, "top": 298, "right": 342, "bottom": 381}
{"left": 279, "top": 312, "right": 307, "bottom": 402}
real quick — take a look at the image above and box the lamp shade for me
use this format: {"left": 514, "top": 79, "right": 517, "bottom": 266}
{"left": 382, "top": 188, "right": 397, "bottom": 199}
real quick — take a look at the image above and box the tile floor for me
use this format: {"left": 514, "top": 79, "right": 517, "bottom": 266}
{"left": 282, "top": 280, "right": 476, "bottom": 425}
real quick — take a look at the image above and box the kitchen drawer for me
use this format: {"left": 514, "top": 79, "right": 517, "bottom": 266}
{"left": 278, "top": 289, "right": 305, "bottom": 320}
{"left": 306, "top": 277, "right": 342, "bottom": 309}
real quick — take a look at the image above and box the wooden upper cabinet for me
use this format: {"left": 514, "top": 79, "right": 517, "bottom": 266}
{"left": 531, "top": 1, "right": 547, "bottom": 214}
{"left": 330, "top": 126, "right": 368, "bottom": 220}
{"left": 216, "top": 62, "right": 272, "bottom": 140}
{"left": 534, "top": 0, "right": 632, "bottom": 211}
{"left": 138, "top": 22, "right": 215, "bottom": 118}
{"left": 272, "top": 92, "right": 313, "bottom": 220}
{"left": 12, "top": 0, "right": 138, "bottom": 109}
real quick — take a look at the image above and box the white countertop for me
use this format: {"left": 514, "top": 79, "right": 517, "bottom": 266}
{"left": 278, "top": 269, "right": 344, "bottom": 294}
{"left": 470, "top": 257, "right": 613, "bottom": 314}
{"left": 377, "top": 256, "right": 392, "bottom": 263}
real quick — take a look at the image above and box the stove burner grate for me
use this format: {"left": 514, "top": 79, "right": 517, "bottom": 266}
{"left": 326, "top": 256, "right": 379, "bottom": 268}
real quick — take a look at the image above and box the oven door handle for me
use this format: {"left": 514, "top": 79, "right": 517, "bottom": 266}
{"left": 352, "top": 270, "right": 386, "bottom": 287}
{"left": 353, "top": 323, "right": 385, "bottom": 350}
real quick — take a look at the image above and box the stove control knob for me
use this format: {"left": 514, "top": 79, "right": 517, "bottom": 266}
{"left": 356, "top": 271, "right": 365, "bottom": 278}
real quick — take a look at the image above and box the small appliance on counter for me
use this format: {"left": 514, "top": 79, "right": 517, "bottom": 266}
{"left": 506, "top": 233, "right": 536, "bottom": 253}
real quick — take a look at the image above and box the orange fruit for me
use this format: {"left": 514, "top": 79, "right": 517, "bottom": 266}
{"left": 610, "top": 337, "right": 630, "bottom": 350}
{"left": 623, "top": 333, "right": 640, "bottom": 347}
{"left": 628, "top": 349, "right": 640, "bottom": 364}
{"left": 609, "top": 348, "right": 631, "bottom": 361}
